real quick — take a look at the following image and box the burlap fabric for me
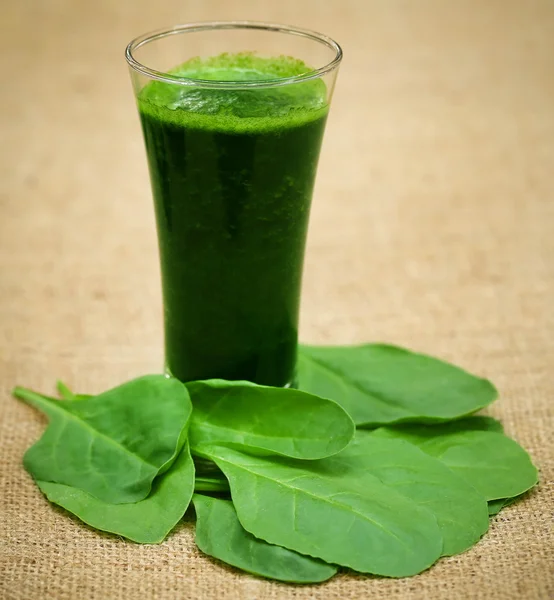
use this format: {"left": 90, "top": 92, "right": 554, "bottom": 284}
{"left": 1, "top": 1, "right": 553, "bottom": 598}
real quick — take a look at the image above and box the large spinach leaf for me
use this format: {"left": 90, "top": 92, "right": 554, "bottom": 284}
{"left": 193, "top": 494, "right": 337, "bottom": 583}
{"left": 373, "top": 420, "right": 538, "bottom": 500}
{"left": 326, "top": 431, "right": 489, "bottom": 556}
{"left": 297, "top": 344, "right": 497, "bottom": 426}
{"left": 197, "top": 444, "right": 443, "bottom": 577}
{"left": 37, "top": 443, "right": 195, "bottom": 543}
{"left": 14, "top": 375, "right": 192, "bottom": 503}
{"left": 188, "top": 380, "right": 354, "bottom": 459}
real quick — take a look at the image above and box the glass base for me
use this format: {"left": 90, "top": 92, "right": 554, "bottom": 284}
{"left": 165, "top": 364, "right": 296, "bottom": 389}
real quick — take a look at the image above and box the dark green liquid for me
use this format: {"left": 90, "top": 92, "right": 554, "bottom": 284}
{"left": 138, "top": 54, "right": 328, "bottom": 386}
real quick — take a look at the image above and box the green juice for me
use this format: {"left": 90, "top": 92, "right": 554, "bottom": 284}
{"left": 138, "top": 54, "right": 328, "bottom": 386}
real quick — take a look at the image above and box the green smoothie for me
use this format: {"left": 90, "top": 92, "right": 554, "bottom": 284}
{"left": 138, "top": 53, "right": 328, "bottom": 386}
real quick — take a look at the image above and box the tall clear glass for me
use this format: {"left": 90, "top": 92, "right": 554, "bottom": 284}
{"left": 126, "top": 22, "right": 342, "bottom": 387}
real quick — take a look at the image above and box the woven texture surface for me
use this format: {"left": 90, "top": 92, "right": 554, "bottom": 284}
{"left": 1, "top": 1, "right": 553, "bottom": 598}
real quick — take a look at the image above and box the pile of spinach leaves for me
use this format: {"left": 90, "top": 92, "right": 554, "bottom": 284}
{"left": 13, "top": 344, "right": 538, "bottom": 584}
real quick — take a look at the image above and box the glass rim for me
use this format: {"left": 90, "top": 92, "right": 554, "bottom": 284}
{"left": 125, "top": 21, "right": 343, "bottom": 89}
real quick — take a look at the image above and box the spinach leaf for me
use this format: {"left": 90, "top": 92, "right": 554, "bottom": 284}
{"left": 36, "top": 444, "right": 195, "bottom": 543}
{"left": 297, "top": 344, "right": 497, "bottom": 426}
{"left": 188, "top": 380, "right": 354, "bottom": 459}
{"left": 326, "top": 431, "right": 489, "bottom": 556}
{"left": 401, "top": 415, "right": 504, "bottom": 434}
{"left": 488, "top": 494, "right": 523, "bottom": 516}
{"left": 488, "top": 498, "right": 508, "bottom": 516}
{"left": 14, "top": 375, "right": 192, "bottom": 504}
{"left": 193, "top": 494, "right": 337, "bottom": 583}
{"left": 197, "top": 444, "right": 443, "bottom": 577}
{"left": 373, "top": 420, "right": 538, "bottom": 500}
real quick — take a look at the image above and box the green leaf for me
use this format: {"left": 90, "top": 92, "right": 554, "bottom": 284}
{"left": 193, "top": 494, "right": 337, "bottom": 583}
{"left": 373, "top": 420, "right": 538, "bottom": 500}
{"left": 326, "top": 431, "right": 489, "bottom": 556}
{"left": 187, "top": 380, "right": 354, "bottom": 459}
{"left": 14, "top": 375, "right": 192, "bottom": 504}
{"left": 197, "top": 444, "right": 443, "bottom": 577}
{"left": 488, "top": 494, "right": 524, "bottom": 516}
{"left": 488, "top": 498, "right": 508, "bottom": 516}
{"left": 402, "top": 415, "right": 504, "bottom": 434}
{"left": 36, "top": 444, "right": 195, "bottom": 543}
{"left": 297, "top": 344, "right": 497, "bottom": 426}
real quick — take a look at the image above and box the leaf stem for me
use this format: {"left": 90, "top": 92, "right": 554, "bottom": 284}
{"left": 57, "top": 381, "right": 76, "bottom": 400}
{"left": 12, "top": 386, "right": 55, "bottom": 408}
{"left": 194, "top": 477, "right": 230, "bottom": 493}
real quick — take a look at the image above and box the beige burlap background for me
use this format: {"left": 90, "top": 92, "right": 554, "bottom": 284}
{"left": 1, "top": 1, "right": 553, "bottom": 598}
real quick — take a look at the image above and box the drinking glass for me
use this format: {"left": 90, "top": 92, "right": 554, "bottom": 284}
{"left": 126, "top": 22, "right": 342, "bottom": 387}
